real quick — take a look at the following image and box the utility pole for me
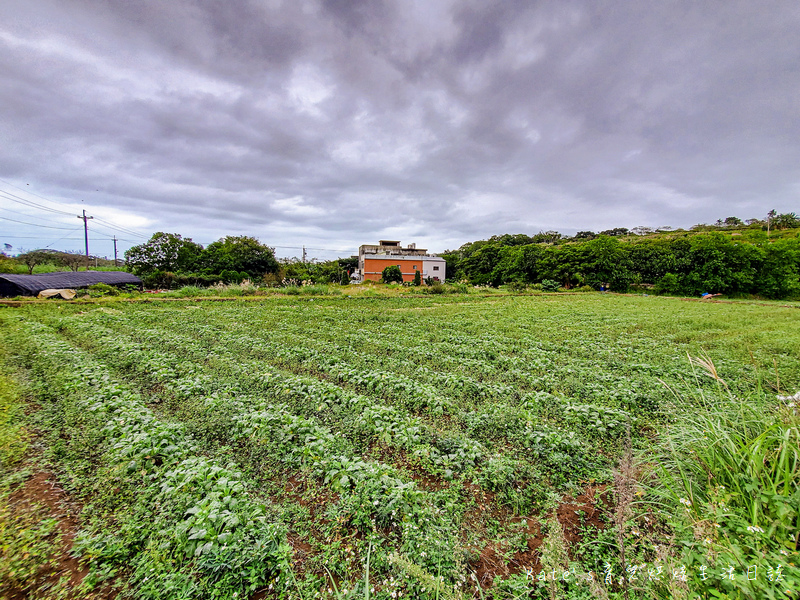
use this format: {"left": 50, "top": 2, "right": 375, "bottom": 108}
{"left": 113, "top": 236, "right": 118, "bottom": 266}
{"left": 302, "top": 245, "right": 307, "bottom": 262}
{"left": 77, "top": 209, "right": 94, "bottom": 270}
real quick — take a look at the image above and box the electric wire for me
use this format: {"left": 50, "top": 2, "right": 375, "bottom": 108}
{"left": 89, "top": 219, "right": 147, "bottom": 240}
{"left": 0, "top": 189, "right": 76, "bottom": 217}
{"left": 0, "top": 215, "right": 79, "bottom": 230}
{"left": 0, "top": 183, "right": 149, "bottom": 239}
{"left": 0, "top": 178, "right": 78, "bottom": 213}
{"left": 91, "top": 216, "right": 149, "bottom": 239}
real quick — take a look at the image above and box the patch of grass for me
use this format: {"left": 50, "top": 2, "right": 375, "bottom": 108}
{"left": 648, "top": 373, "right": 800, "bottom": 599}
{"left": 0, "top": 363, "right": 28, "bottom": 472}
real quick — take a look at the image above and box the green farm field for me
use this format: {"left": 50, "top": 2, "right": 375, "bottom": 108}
{"left": 1, "top": 293, "right": 798, "bottom": 600}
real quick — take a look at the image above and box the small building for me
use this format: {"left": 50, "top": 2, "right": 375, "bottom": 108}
{"left": 358, "top": 240, "right": 446, "bottom": 283}
{"left": 0, "top": 271, "right": 143, "bottom": 297}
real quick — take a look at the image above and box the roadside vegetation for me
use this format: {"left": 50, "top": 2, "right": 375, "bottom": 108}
{"left": 0, "top": 293, "right": 797, "bottom": 599}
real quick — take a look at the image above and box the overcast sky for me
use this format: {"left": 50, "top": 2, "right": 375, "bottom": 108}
{"left": 1, "top": 1, "right": 798, "bottom": 261}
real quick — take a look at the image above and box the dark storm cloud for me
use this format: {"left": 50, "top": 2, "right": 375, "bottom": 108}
{"left": 1, "top": 0, "right": 798, "bottom": 258}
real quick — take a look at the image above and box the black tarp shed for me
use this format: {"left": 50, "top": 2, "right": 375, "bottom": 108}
{"left": 0, "top": 271, "right": 142, "bottom": 297}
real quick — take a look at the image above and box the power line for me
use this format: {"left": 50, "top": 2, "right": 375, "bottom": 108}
{"left": 0, "top": 177, "right": 80, "bottom": 210}
{"left": 92, "top": 216, "right": 148, "bottom": 239}
{"left": 45, "top": 226, "right": 87, "bottom": 249}
{"left": 0, "top": 205, "right": 78, "bottom": 228}
{"left": 272, "top": 245, "right": 357, "bottom": 253}
{"left": 0, "top": 189, "right": 76, "bottom": 216}
{"left": 0, "top": 215, "right": 78, "bottom": 230}
{"left": 0, "top": 235, "right": 86, "bottom": 240}
{"left": 89, "top": 219, "right": 147, "bottom": 240}
{"left": 0, "top": 182, "right": 149, "bottom": 239}
{"left": 0, "top": 223, "right": 138, "bottom": 243}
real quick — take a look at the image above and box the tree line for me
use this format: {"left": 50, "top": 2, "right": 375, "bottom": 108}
{"left": 124, "top": 232, "right": 355, "bottom": 288}
{"left": 0, "top": 249, "right": 118, "bottom": 274}
{"left": 440, "top": 215, "right": 800, "bottom": 299}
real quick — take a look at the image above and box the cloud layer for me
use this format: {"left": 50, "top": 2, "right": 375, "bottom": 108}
{"left": 1, "top": 0, "right": 798, "bottom": 259}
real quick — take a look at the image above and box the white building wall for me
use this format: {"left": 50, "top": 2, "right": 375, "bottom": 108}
{"left": 422, "top": 258, "right": 446, "bottom": 281}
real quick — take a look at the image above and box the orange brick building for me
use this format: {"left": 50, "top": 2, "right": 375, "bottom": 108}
{"left": 358, "top": 240, "right": 446, "bottom": 283}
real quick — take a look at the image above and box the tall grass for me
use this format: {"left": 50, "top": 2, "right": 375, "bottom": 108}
{"left": 648, "top": 363, "right": 800, "bottom": 599}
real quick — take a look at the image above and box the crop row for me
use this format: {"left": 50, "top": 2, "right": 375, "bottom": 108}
{"left": 130, "top": 302, "right": 689, "bottom": 417}
{"left": 57, "top": 311, "right": 610, "bottom": 487}
{"left": 0, "top": 313, "right": 288, "bottom": 599}
{"left": 31, "top": 314, "right": 480, "bottom": 580}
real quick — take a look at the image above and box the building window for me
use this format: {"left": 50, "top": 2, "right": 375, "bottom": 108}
{"left": 413, "top": 265, "right": 417, "bottom": 269}
{"left": 433, "top": 266, "right": 439, "bottom": 271}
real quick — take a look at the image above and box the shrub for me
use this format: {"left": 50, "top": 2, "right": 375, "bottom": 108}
{"left": 654, "top": 272, "right": 681, "bottom": 295}
{"left": 220, "top": 269, "right": 242, "bottom": 284}
{"left": 381, "top": 265, "right": 403, "bottom": 284}
{"left": 540, "top": 279, "right": 560, "bottom": 292}
{"left": 423, "top": 281, "right": 444, "bottom": 294}
{"left": 87, "top": 283, "right": 120, "bottom": 297}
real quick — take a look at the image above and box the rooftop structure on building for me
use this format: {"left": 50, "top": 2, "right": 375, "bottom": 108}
{"left": 357, "top": 241, "right": 446, "bottom": 283}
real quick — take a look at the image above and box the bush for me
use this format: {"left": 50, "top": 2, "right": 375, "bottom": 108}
{"left": 220, "top": 269, "right": 243, "bottom": 284}
{"left": 540, "top": 279, "right": 560, "bottom": 292}
{"left": 413, "top": 270, "right": 421, "bottom": 286}
{"left": 654, "top": 272, "right": 681, "bottom": 295}
{"left": 87, "top": 283, "right": 120, "bottom": 297}
{"left": 448, "top": 283, "right": 470, "bottom": 294}
{"left": 381, "top": 265, "right": 403, "bottom": 284}
{"left": 423, "top": 281, "right": 445, "bottom": 294}
{"left": 0, "top": 254, "right": 17, "bottom": 274}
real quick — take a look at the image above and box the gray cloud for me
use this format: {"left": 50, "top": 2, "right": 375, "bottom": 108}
{"left": 1, "top": 0, "right": 798, "bottom": 259}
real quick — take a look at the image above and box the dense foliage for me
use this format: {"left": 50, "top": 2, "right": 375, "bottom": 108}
{"left": 382, "top": 265, "right": 403, "bottom": 284}
{"left": 444, "top": 230, "right": 800, "bottom": 298}
{"left": 124, "top": 232, "right": 279, "bottom": 287}
{"left": 124, "top": 232, "right": 204, "bottom": 275}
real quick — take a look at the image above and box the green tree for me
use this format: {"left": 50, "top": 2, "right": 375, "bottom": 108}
{"left": 16, "top": 250, "right": 55, "bottom": 274}
{"left": 684, "top": 233, "right": 761, "bottom": 295}
{"left": 582, "top": 236, "right": 633, "bottom": 292}
{"left": 461, "top": 243, "right": 504, "bottom": 285}
{"left": 125, "top": 232, "right": 203, "bottom": 276}
{"left": 201, "top": 236, "right": 278, "bottom": 278}
{"left": 599, "top": 227, "right": 629, "bottom": 237}
{"left": 50, "top": 250, "right": 86, "bottom": 272}
{"left": 773, "top": 212, "right": 800, "bottom": 230}
{"left": 654, "top": 273, "right": 681, "bottom": 295}
{"left": 413, "top": 269, "right": 421, "bottom": 286}
{"left": 755, "top": 239, "right": 800, "bottom": 298}
{"left": 723, "top": 216, "right": 743, "bottom": 227}
{"left": 381, "top": 265, "right": 403, "bottom": 284}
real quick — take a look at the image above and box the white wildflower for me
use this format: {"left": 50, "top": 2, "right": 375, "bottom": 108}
{"left": 747, "top": 525, "right": 764, "bottom": 534}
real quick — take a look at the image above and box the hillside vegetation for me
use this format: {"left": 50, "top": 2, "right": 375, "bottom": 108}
{"left": 441, "top": 226, "right": 800, "bottom": 299}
